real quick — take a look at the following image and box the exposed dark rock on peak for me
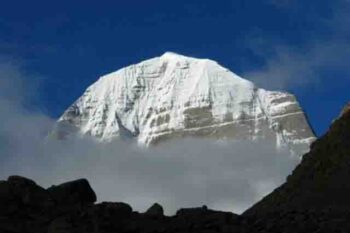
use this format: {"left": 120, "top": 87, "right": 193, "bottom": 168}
{"left": 145, "top": 203, "right": 164, "bottom": 217}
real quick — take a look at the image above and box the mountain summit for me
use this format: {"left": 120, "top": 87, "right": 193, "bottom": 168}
{"left": 53, "top": 52, "right": 315, "bottom": 155}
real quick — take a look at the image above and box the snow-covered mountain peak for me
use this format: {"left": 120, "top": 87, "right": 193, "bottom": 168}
{"left": 160, "top": 51, "right": 190, "bottom": 60}
{"left": 53, "top": 53, "right": 316, "bottom": 156}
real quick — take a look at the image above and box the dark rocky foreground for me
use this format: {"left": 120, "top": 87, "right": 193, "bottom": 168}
{"left": 1, "top": 103, "right": 350, "bottom": 233}
{"left": 0, "top": 175, "right": 245, "bottom": 233}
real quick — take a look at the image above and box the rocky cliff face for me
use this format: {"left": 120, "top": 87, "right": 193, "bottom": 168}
{"left": 53, "top": 52, "right": 315, "bottom": 156}
{"left": 244, "top": 102, "right": 350, "bottom": 215}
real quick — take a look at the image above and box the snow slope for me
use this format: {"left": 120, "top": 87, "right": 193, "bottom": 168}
{"left": 53, "top": 52, "right": 315, "bottom": 156}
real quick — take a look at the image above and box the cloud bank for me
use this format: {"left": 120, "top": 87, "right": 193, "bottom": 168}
{"left": 0, "top": 59, "right": 299, "bottom": 215}
{"left": 244, "top": 0, "right": 350, "bottom": 90}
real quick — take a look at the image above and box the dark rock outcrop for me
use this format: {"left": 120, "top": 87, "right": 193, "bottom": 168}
{"left": 0, "top": 175, "right": 243, "bottom": 233}
{"left": 7, "top": 175, "right": 53, "bottom": 209}
{"left": 145, "top": 203, "right": 164, "bottom": 217}
{"left": 245, "top": 104, "right": 350, "bottom": 216}
{"left": 47, "top": 178, "right": 96, "bottom": 206}
{"left": 240, "top": 103, "right": 350, "bottom": 232}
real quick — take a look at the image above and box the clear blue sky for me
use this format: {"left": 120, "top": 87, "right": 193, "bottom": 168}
{"left": 0, "top": 0, "right": 349, "bottom": 136}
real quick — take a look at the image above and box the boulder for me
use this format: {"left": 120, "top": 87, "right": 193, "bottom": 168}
{"left": 145, "top": 203, "right": 164, "bottom": 217}
{"left": 47, "top": 178, "right": 96, "bottom": 206}
{"left": 94, "top": 202, "right": 133, "bottom": 218}
{"left": 0, "top": 180, "right": 17, "bottom": 215}
{"left": 0, "top": 180, "right": 13, "bottom": 202}
{"left": 7, "top": 176, "right": 53, "bottom": 209}
{"left": 176, "top": 205, "right": 209, "bottom": 216}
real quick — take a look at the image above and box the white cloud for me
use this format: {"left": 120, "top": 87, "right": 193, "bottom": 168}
{"left": 243, "top": 39, "right": 350, "bottom": 90}
{"left": 243, "top": 0, "right": 350, "bottom": 91}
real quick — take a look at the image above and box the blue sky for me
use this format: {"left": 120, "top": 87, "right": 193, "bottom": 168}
{"left": 0, "top": 0, "right": 349, "bottom": 136}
